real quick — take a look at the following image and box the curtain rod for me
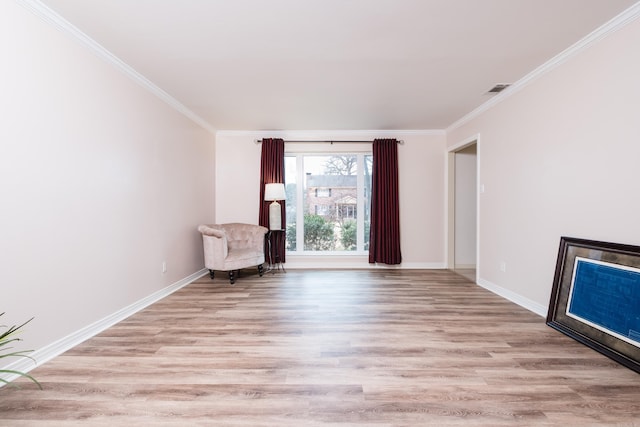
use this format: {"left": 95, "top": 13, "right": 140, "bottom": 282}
{"left": 254, "top": 139, "right": 404, "bottom": 144}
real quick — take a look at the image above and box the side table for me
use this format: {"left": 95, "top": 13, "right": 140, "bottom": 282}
{"left": 266, "top": 229, "right": 286, "bottom": 273}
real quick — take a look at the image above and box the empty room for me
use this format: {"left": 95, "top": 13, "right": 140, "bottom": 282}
{"left": 1, "top": 0, "right": 639, "bottom": 425}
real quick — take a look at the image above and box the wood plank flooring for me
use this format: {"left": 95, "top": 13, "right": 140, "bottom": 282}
{"left": 1, "top": 269, "right": 639, "bottom": 426}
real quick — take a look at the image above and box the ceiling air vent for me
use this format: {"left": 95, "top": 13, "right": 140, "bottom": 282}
{"left": 487, "top": 84, "right": 511, "bottom": 94}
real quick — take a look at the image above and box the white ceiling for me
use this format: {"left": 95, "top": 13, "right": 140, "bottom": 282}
{"left": 39, "top": 0, "right": 638, "bottom": 131}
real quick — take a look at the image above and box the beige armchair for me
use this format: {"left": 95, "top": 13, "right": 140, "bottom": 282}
{"left": 197, "top": 223, "right": 268, "bottom": 284}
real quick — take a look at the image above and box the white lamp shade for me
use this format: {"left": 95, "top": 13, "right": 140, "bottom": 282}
{"left": 264, "top": 183, "right": 286, "bottom": 201}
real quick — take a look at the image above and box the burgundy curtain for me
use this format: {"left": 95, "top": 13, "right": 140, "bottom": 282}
{"left": 259, "top": 138, "right": 286, "bottom": 263}
{"left": 369, "top": 138, "right": 402, "bottom": 265}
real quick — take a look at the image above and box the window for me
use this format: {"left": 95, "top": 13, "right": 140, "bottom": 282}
{"left": 285, "top": 154, "right": 372, "bottom": 253}
{"left": 338, "top": 203, "right": 356, "bottom": 219}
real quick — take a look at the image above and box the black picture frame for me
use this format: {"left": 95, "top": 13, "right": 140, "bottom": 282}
{"left": 547, "top": 236, "right": 640, "bottom": 374}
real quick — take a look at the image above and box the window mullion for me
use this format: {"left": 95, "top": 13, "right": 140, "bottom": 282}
{"left": 357, "top": 154, "right": 365, "bottom": 252}
{"left": 296, "top": 155, "right": 304, "bottom": 252}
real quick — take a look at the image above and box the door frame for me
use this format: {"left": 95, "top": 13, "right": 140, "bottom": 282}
{"left": 446, "top": 134, "right": 480, "bottom": 282}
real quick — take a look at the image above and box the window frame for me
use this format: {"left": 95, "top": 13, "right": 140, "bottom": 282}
{"left": 285, "top": 145, "right": 371, "bottom": 256}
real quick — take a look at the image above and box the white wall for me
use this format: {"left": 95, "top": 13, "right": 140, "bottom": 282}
{"left": 447, "top": 16, "right": 640, "bottom": 315}
{"left": 7, "top": 0, "right": 631, "bottom": 369}
{"left": 215, "top": 131, "right": 446, "bottom": 268}
{"left": 0, "top": 1, "right": 214, "bottom": 364}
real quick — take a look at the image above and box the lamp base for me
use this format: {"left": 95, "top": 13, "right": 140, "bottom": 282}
{"left": 269, "top": 201, "right": 281, "bottom": 230}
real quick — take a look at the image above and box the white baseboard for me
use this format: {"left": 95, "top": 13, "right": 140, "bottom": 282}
{"left": 0, "top": 269, "right": 207, "bottom": 386}
{"left": 454, "top": 264, "right": 476, "bottom": 269}
{"left": 396, "top": 262, "right": 447, "bottom": 269}
{"left": 476, "top": 278, "right": 548, "bottom": 317}
{"left": 284, "top": 256, "right": 446, "bottom": 270}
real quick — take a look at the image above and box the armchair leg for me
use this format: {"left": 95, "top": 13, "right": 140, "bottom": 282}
{"left": 228, "top": 270, "right": 236, "bottom": 285}
{"left": 258, "top": 264, "right": 264, "bottom": 277}
{"left": 209, "top": 269, "right": 215, "bottom": 279}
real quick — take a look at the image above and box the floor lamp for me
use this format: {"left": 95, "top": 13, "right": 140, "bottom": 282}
{"left": 264, "top": 183, "right": 286, "bottom": 231}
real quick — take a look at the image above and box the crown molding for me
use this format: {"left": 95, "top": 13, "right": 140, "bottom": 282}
{"left": 16, "top": 0, "right": 216, "bottom": 134}
{"left": 447, "top": 2, "right": 640, "bottom": 132}
{"left": 216, "top": 129, "right": 445, "bottom": 138}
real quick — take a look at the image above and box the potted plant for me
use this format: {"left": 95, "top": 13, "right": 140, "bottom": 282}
{"left": 0, "top": 313, "right": 41, "bottom": 389}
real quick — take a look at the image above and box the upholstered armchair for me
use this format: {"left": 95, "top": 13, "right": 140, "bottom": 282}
{"left": 197, "top": 223, "right": 268, "bottom": 284}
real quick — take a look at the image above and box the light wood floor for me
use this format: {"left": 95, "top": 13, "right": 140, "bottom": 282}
{"left": 453, "top": 268, "right": 476, "bottom": 283}
{"left": 2, "top": 269, "right": 639, "bottom": 426}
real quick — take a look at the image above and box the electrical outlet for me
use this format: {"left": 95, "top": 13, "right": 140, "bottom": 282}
{"left": 500, "top": 261, "right": 507, "bottom": 272}
{"left": 162, "top": 261, "right": 167, "bottom": 273}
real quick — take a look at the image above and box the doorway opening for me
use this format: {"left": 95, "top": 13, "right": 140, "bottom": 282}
{"left": 447, "top": 139, "right": 478, "bottom": 283}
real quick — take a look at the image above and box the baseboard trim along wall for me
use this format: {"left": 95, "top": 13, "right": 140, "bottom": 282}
{"left": 477, "top": 278, "right": 548, "bottom": 317}
{"left": 0, "top": 268, "right": 208, "bottom": 386}
{"left": 453, "top": 264, "right": 476, "bottom": 269}
{"left": 284, "top": 256, "right": 446, "bottom": 270}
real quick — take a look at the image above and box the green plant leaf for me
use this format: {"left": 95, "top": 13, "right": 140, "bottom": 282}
{"left": 0, "top": 350, "right": 36, "bottom": 361}
{"left": 0, "top": 313, "right": 41, "bottom": 389}
{"left": 0, "top": 369, "right": 42, "bottom": 389}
